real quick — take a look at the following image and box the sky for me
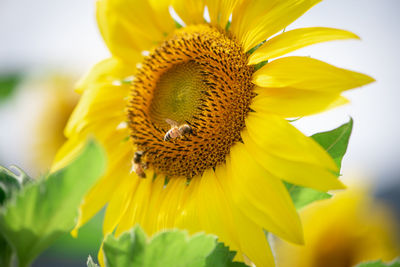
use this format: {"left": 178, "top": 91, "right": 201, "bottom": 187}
{"left": 0, "top": 0, "right": 399, "bottom": 187}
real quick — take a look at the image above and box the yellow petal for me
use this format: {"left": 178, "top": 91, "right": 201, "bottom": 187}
{"left": 230, "top": 0, "right": 272, "bottom": 46}
{"left": 328, "top": 95, "right": 351, "bottom": 110}
{"left": 232, "top": 208, "right": 276, "bottom": 267}
{"left": 60, "top": 122, "right": 131, "bottom": 235}
{"left": 98, "top": 243, "right": 105, "bottom": 267}
{"left": 66, "top": 87, "right": 127, "bottom": 137}
{"left": 66, "top": 58, "right": 133, "bottom": 137}
{"left": 75, "top": 58, "right": 134, "bottom": 93}
{"left": 142, "top": 175, "right": 167, "bottom": 235}
{"left": 52, "top": 116, "right": 129, "bottom": 172}
{"left": 215, "top": 164, "right": 275, "bottom": 266}
{"left": 206, "top": 0, "right": 239, "bottom": 28}
{"left": 114, "top": 176, "right": 154, "bottom": 236}
{"left": 172, "top": 0, "right": 205, "bottom": 25}
{"left": 228, "top": 143, "right": 303, "bottom": 244}
{"left": 102, "top": 173, "right": 138, "bottom": 235}
{"left": 111, "top": 189, "right": 137, "bottom": 237}
{"left": 148, "top": 0, "right": 176, "bottom": 34}
{"left": 251, "top": 87, "right": 349, "bottom": 117}
{"left": 242, "top": 129, "right": 345, "bottom": 191}
{"left": 249, "top": 27, "right": 359, "bottom": 64}
{"left": 71, "top": 146, "right": 133, "bottom": 236}
{"left": 196, "top": 168, "right": 241, "bottom": 252}
{"left": 52, "top": 58, "right": 134, "bottom": 236}
{"left": 245, "top": 112, "right": 338, "bottom": 171}
{"left": 174, "top": 177, "right": 202, "bottom": 234}
{"left": 156, "top": 178, "right": 188, "bottom": 229}
{"left": 130, "top": 169, "right": 157, "bottom": 234}
{"left": 97, "top": 0, "right": 165, "bottom": 62}
{"left": 231, "top": 0, "right": 321, "bottom": 52}
{"left": 253, "top": 56, "right": 375, "bottom": 92}
{"left": 52, "top": 134, "right": 87, "bottom": 172}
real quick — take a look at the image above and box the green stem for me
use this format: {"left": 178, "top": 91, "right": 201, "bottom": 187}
{"left": 0, "top": 236, "right": 14, "bottom": 267}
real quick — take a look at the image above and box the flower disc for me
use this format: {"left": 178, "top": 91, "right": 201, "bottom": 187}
{"left": 128, "top": 24, "right": 255, "bottom": 178}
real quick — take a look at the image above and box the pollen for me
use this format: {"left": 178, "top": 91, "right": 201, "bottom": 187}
{"left": 128, "top": 24, "right": 255, "bottom": 178}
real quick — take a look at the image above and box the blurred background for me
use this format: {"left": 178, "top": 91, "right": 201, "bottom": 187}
{"left": 0, "top": 0, "right": 399, "bottom": 266}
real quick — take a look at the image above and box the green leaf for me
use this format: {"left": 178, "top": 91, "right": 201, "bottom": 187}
{"left": 103, "top": 226, "right": 245, "bottom": 267}
{"left": 0, "top": 166, "right": 22, "bottom": 206}
{"left": 311, "top": 117, "right": 353, "bottom": 170}
{"left": 286, "top": 119, "right": 353, "bottom": 210}
{"left": 284, "top": 182, "right": 331, "bottom": 210}
{"left": 103, "top": 226, "right": 147, "bottom": 267}
{"left": 0, "top": 140, "right": 106, "bottom": 267}
{"left": 0, "top": 73, "right": 22, "bottom": 102}
{"left": 87, "top": 255, "right": 100, "bottom": 267}
{"left": 43, "top": 209, "right": 104, "bottom": 260}
{"left": 0, "top": 166, "right": 33, "bottom": 267}
{"left": 12, "top": 166, "right": 32, "bottom": 186}
{"left": 205, "top": 242, "right": 247, "bottom": 267}
{"left": 356, "top": 259, "right": 400, "bottom": 267}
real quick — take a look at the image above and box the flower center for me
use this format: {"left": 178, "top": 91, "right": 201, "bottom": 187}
{"left": 128, "top": 24, "right": 255, "bottom": 178}
{"left": 149, "top": 61, "right": 205, "bottom": 128}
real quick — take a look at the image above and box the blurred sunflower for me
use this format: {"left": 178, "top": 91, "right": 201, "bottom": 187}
{"left": 53, "top": 0, "right": 374, "bottom": 266}
{"left": 0, "top": 73, "right": 78, "bottom": 177}
{"left": 32, "top": 75, "right": 79, "bottom": 174}
{"left": 274, "top": 183, "right": 400, "bottom": 267}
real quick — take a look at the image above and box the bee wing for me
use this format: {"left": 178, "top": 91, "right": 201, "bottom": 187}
{"left": 165, "top": 118, "right": 179, "bottom": 127}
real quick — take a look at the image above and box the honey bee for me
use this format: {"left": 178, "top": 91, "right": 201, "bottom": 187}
{"left": 131, "top": 151, "right": 147, "bottom": 178}
{"left": 164, "top": 119, "right": 192, "bottom": 141}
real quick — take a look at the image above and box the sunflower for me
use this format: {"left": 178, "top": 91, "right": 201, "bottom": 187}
{"left": 0, "top": 73, "right": 78, "bottom": 177}
{"left": 273, "top": 183, "right": 400, "bottom": 267}
{"left": 53, "top": 0, "right": 374, "bottom": 266}
{"left": 32, "top": 74, "right": 79, "bottom": 175}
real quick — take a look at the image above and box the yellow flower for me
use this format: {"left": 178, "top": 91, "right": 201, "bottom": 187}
{"left": 53, "top": 0, "right": 374, "bottom": 266}
{"left": 32, "top": 74, "right": 79, "bottom": 175}
{"left": 0, "top": 73, "right": 78, "bottom": 177}
{"left": 274, "top": 183, "right": 400, "bottom": 267}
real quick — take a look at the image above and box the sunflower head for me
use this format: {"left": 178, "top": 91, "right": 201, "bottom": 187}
{"left": 128, "top": 24, "right": 255, "bottom": 178}
{"left": 52, "top": 0, "right": 375, "bottom": 266}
